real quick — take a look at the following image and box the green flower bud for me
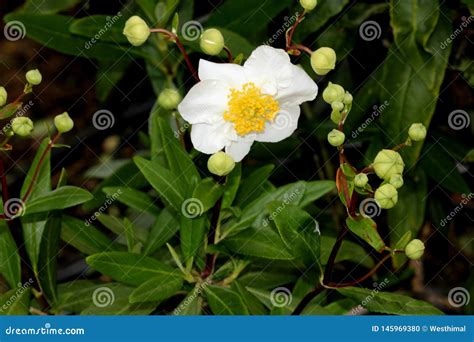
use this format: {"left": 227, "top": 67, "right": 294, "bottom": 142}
{"left": 208, "top": 151, "right": 235, "bottom": 176}
{"left": 389, "top": 174, "right": 404, "bottom": 189}
{"left": 11, "top": 117, "right": 34, "bottom": 137}
{"left": 54, "top": 112, "right": 74, "bottom": 133}
{"left": 123, "top": 16, "right": 150, "bottom": 47}
{"left": 322, "top": 82, "right": 345, "bottom": 104}
{"left": 200, "top": 28, "right": 225, "bottom": 56}
{"left": 408, "top": 123, "right": 427, "bottom": 141}
{"left": 374, "top": 183, "right": 398, "bottom": 209}
{"left": 327, "top": 129, "right": 345, "bottom": 147}
{"left": 300, "top": 0, "right": 317, "bottom": 11}
{"left": 373, "top": 149, "right": 405, "bottom": 180}
{"left": 331, "top": 101, "right": 344, "bottom": 112}
{"left": 0, "top": 87, "right": 7, "bottom": 107}
{"left": 2, "top": 126, "right": 14, "bottom": 137}
{"left": 342, "top": 92, "right": 353, "bottom": 105}
{"left": 354, "top": 173, "right": 369, "bottom": 188}
{"left": 330, "top": 109, "right": 343, "bottom": 124}
{"left": 158, "top": 88, "right": 182, "bottom": 110}
{"left": 310, "top": 47, "right": 336, "bottom": 75}
{"left": 405, "top": 239, "right": 425, "bottom": 260}
{"left": 26, "top": 69, "right": 42, "bottom": 86}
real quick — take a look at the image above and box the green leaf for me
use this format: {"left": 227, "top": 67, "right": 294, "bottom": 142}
{"left": 86, "top": 252, "right": 177, "bottom": 286}
{"left": 143, "top": 209, "right": 179, "bottom": 255}
{"left": 3, "top": 14, "right": 143, "bottom": 60}
{"left": 21, "top": 0, "right": 81, "bottom": 14}
{"left": 0, "top": 221, "right": 21, "bottom": 289}
{"left": 173, "top": 285, "right": 203, "bottom": 315}
{"left": 234, "top": 165, "right": 274, "bottom": 206}
{"left": 25, "top": 186, "right": 93, "bottom": 215}
{"left": 37, "top": 216, "right": 61, "bottom": 304}
{"left": 69, "top": 15, "right": 128, "bottom": 43}
{"left": 269, "top": 204, "right": 320, "bottom": 267}
{"left": 103, "top": 186, "right": 161, "bottom": 217}
{"left": 345, "top": 216, "right": 385, "bottom": 252}
{"left": 302, "top": 298, "right": 356, "bottom": 315}
{"left": 21, "top": 217, "right": 47, "bottom": 274}
{"left": 61, "top": 215, "right": 120, "bottom": 255}
{"left": 192, "top": 178, "right": 224, "bottom": 213}
{"left": 223, "top": 224, "right": 294, "bottom": 260}
{"left": 180, "top": 215, "right": 206, "bottom": 261}
{"left": 299, "top": 180, "right": 336, "bottom": 207}
{"left": 337, "top": 287, "right": 443, "bottom": 315}
{"left": 205, "top": 285, "right": 249, "bottom": 315}
{"left": 134, "top": 156, "right": 187, "bottom": 212}
{"left": 221, "top": 163, "right": 241, "bottom": 209}
{"left": 21, "top": 138, "right": 51, "bottom": 200}
{"left": 232, "top": 281, "right": 267, "bottom": 315}
{"left": 320, "top": 236, "right": 374, "bottom": 269}
{"left": 0, "top": 287, "right": 31, "bottom": 315}
{"left": 129, "top": 273, "right": 183, "bottom": 303}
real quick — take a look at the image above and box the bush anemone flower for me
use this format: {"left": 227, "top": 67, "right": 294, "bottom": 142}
{"left": 178, "top": 45, "right": 318, "bottom": 162}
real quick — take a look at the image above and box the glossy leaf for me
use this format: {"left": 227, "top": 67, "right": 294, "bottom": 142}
{"left": 25, "top": 186, "right": 93, "bottom": 215}
{"left": 345, "top": 216, "right": 385, "bottom": 252}
{"left": 205, "top": 285, "right": 249, "bottom": 315}
{"left": 0, "top": 221, "right": 21, "bottom": 289}
{"left": 129, "top": 273, "right": 183, "bottom": 303}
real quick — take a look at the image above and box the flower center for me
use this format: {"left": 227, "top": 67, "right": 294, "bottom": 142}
{"left": 223, "top": 82, "right": 279, "bottom": 136}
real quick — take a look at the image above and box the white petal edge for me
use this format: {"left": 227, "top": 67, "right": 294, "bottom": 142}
{"left": 177, "top": 80, "right": 228, "bottom": 125}
{"left": 225, "top": 140, "right": 253, "bottom": 162}
{"left": 255, "top": 105, "right": 300, "bottom": 143}
{"left": 276, "top": 64, "right": 318, "bottom": 106}
{"left": 190, "top": 121, "right": 230, "bottom": 154}
{"left": 198, "top": 60, "right": 247, "bottom": 88}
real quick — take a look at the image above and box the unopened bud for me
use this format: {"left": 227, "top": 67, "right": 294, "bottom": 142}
{"left": 200, "top": 28, "right": 224, "bottom": 56}
{"left": 26, "top": 69, "right": 42, "bottom": 86}
{"left": 331, "top": 101, "right": 344, "bottom": 112}
{"left": 374, "top": 183, "right": 398, "bottom": 209}
{"left": 0, "top": 87, "right": 7, "bottom": 107}
{"left": 310, "top": 47, "right": 336, "bottom": 75}
{"left": 373, "top": 149, "right": 405, "bottom": 180}
{"left": 389, "top": 174, "right": 404, "bottom": 189}
{"left": 354, "top": 173, "right": 369, "bottom": 188}
{"left": 12, "top": 117, "right": 34, "bottom": 137}
{"left": 327, "top": 129, "right": 345, "bottom": 147}
{"left": 300, "top": 0, "right": 317, "bottom": 11}
{"left": 158, "top": 88, "right": 182, "bottom": 110}
{"left": 54, "top": 112, "right": 74, "bottom": 133}
{"left": 405, "top": 239, "right": 425, "bottom": 260}
{"left": 322, "top": 82, "right": 345, "bottom": 104}
{"left": 408, "top": 123, "right": 427, "bottom": 141}
{"left": 208, "top": 151, "right": 235, "bottom": 176}
{"left": 342, "top": 92, "right": 353, "bottom": 105}
{"left": 123, "top": 16, "right": 150, "bottom": 46}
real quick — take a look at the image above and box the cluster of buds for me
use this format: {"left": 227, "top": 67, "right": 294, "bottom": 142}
{"left": 322, "top": 82, "right": 353, "bottom": 125}
{"left": 0, "top": 69, "right": 75, "bottom": 144}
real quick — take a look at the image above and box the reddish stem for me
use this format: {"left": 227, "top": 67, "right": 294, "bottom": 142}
{"left": 286, "top": 11, "right": 306, "bottom": 51}
{"left": 150, "top": 28, "right": 199, "bottom": 81}
{"left": 223, "top": 46, "right": 233, "bottom": 62}
{"left": 21, "top": 133, "right": 60, "bottom": 203}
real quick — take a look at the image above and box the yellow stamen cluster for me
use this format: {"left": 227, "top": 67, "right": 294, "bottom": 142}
{"left": 224, "top": 82, "right": 279, "bottom": 136}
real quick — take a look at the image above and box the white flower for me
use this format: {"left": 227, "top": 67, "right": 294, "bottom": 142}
{"left": 178, "top": 45, "right": 318, "bottom": 162}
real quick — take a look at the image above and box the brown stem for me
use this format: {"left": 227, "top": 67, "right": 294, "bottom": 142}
{"left": 223, "top": 46, "right": 233, "bottom": 62}
{"left": 21, "top": 133, "right": 60, "bottom": 203}
{"left": 392, "top": 142, "right": 408, "bottom": 152}
{"left": 292, "top": 43, "right": 313, "bottom": 55}
{"left": 0, "top": 158, "right": 9, "bottom": 206}
{"left": 286, "top": 11, "right": 306, "bottom": 50}
{"left": 324, "top": 253, "right": 392, "bottom": 288}
{"left": 150, "top": 28, "right": 199, "bottom": 81}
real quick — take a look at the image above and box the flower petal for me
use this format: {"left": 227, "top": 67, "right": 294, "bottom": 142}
{"left": 198, "top": 59, "right": 247, "bottom": 88}
{"left": 255, "top": 105, "right": 300, "bottom": 143}
{"left": 190, "top": 121, "right": 231, "bottom": 154}
{"left": 225, "top": 140, "right": 253, "bottom": 162}
{"left": 276, "top": 64, "right": 318, "bottom": 106}
{"left": 178, "top": 80, "right": 228, "bottom": 124}
{"left": 244, "top": 45, "right": 293, "bottom": 95}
